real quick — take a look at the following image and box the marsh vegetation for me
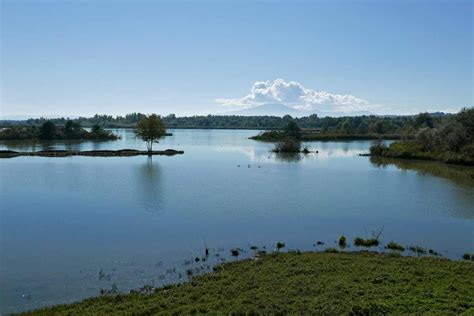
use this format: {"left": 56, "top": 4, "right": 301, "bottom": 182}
{"left": 0, "top": 120, "right": 119, "bottom": 141}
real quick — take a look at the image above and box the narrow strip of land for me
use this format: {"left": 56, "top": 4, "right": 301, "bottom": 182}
{"left": 0, "top": 149, "right": 184, "bottom": 158}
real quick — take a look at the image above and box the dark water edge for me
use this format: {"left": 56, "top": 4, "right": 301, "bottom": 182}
{"left": 0, "top": 149, "right": 184, "bottom": 158}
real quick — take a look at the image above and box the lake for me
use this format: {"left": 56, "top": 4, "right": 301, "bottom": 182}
{"left": 1, "top": 129, "right": 473, "bottom": 314}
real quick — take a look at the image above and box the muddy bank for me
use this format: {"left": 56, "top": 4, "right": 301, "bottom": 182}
{"left": 0, "top": 149, "right": 184, "bottom": 158}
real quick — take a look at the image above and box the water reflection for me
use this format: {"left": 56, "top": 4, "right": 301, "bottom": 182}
{"left": 370, "top": 157, "right": 474, "bottom": 187}
{"left": 274, "top": 152, "right": 303, "bottom": 162}
{"left": 137, "top": 157, "right": 164, "bottom": 215}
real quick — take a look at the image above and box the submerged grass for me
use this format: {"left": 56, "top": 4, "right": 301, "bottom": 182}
{"left": 21, "top": 252, "right": 474, "bottom": 315}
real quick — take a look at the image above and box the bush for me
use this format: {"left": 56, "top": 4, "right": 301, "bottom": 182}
{"left": 273, "top": 138, "right": 302, "bottom": 153}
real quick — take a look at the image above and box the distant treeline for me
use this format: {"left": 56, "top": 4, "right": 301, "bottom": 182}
{"left": 0, "top": 112, "right": 451, "bottom": 133}
{"left": 0, "top": 120, "right": 119, "bottom": 141}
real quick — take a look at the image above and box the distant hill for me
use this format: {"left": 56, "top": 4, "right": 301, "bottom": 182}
{"left": 221, "top": 103, "right": 376, "bottom": 117}
{"left": 222, "top": 103, "right": 306, "bottom": 117}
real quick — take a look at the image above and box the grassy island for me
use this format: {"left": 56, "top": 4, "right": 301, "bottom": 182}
{"left": 0, "top": 120, "right": 119, "bottom": 141}
{"left": 21, "top": 252, "right": 474, "bottom": 315}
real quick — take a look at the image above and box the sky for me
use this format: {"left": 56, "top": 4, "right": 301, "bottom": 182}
{"left": 1, "top": 0, "right": 472, "bottom": 118}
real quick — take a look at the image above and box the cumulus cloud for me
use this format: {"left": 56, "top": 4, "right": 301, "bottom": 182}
{"left": 216, "top": 79, "right": 380, "bottom": 114}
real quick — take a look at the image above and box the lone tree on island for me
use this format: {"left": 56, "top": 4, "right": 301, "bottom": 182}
{"left": 134, "top": 114, "right": 166, "bottom": 152}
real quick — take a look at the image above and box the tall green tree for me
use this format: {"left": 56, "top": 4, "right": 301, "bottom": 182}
{"left": 284, "top": 121, "right": 301, "bottom": 138}
{"left": 39, "top": 121, "right": 56, "bottom": 139}
{"left": 134, "top": 114, "right": 166, "bottom": 152}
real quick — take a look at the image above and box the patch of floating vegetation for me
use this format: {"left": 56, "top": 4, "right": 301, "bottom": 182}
{"left": 354, "top": 237, "right": 379, "bottom": 247}
{"left": 385, "top": 241, "right": 405, "bottom": 252}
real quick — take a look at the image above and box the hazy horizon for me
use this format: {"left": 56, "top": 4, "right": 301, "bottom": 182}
{"left": 1, "top": 0, "right": 472, "bottom": 118}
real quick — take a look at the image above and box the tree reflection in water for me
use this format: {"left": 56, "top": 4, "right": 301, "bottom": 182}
{"left": 139, "top": 157, "right": 165, "bottom": 215}
{"left": 370, "top": 157, "right": 474, "bottom": 187}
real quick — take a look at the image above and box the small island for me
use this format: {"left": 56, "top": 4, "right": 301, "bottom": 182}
{"left": 0, "top": 120, "right": 119, "bottom": 141}
{"left": 0, "top": 115, "right": 184, "bottom": 159}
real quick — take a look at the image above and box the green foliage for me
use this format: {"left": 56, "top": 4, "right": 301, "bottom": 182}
{"left": 284, "top": 121, "right": 301, "bottom": 138}
{"left": 23, "top": 252, "right": 474, "bottom": 315}
{"left": 415, "top": 112, "right": 434, "bottom": 128}
{"left": 134, "top": 114, "right": 166, "bottom": 152}
{"left": 3, "top": 111, "right": 451, "bottom": 131}
{"left": 370, "top": 108, "right": 474, "bottom": 165}
{"left": 39, "top": 121, "right": 57, "bottom": 139}
{"left": 0, "top": 121, "right": 119, "bottom": 141}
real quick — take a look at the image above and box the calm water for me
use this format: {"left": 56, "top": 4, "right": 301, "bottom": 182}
{"left": 1, "top": 129, "right": 473, "bottom": 314}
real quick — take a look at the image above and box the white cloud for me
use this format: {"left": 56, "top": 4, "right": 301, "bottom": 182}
{"left": 216, "top": 79, "right": 381, "bottom": 114}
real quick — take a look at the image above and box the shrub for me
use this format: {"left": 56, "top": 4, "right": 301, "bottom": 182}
{"left": 273, "top": 138, "right": 302, "bottom": 153}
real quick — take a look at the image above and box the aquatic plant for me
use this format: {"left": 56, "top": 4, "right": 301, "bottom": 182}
{"left": 231, "top": 248, "right": 240, "bottom": 259}
{"left": 408, "top": 246, "right": 427, "bottom": 256}
{"left": 354, "top": 237, "right": 379, "bottom": 248}
{"left": 186, "top": 269, "right": 193, "bottom": 278}
{"left": 385, "top": 242, "right": 404, "bottom": 252}
{"left": 276, "top": 242, "right": 286, "bottom": 252}
{"left": 338, "top": 235, "right": 347, "bottom": 248}
{"left": 100, "top": 284, "right": 119, "bottom": 295}
{"left": 462, "top": 253, "right": 473, "bottom": 261}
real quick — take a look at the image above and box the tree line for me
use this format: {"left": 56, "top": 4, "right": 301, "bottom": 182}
{"left": 2, "top": 112, "right": 451, "bottom": 134}
{"left": 370, "top": 108, "right": 473, "bottom": 165}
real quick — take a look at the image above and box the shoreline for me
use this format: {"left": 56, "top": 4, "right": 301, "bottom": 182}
{"left": 0, "top": 149, "right": 184, "bottom": 158}
{"left": 18, "top": 251, "right": 474, "bottom": 315}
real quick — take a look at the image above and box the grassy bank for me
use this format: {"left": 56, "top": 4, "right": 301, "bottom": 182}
{"left": 370, "top": 141, "right": 474, "bottom": 166}
{"left": 21, "top": 252, "right": 474, "bottom": 315}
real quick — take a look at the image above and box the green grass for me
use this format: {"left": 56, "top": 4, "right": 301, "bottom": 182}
{"left": 371, "top": 140, "right": 474, "bottom": 166}
{"left": 20, "top": 252, "right": 474, "bottom": 315}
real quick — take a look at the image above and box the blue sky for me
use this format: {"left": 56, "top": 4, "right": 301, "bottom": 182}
{"left": 1, "top": 0, "right": 472, "bottom": 117}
